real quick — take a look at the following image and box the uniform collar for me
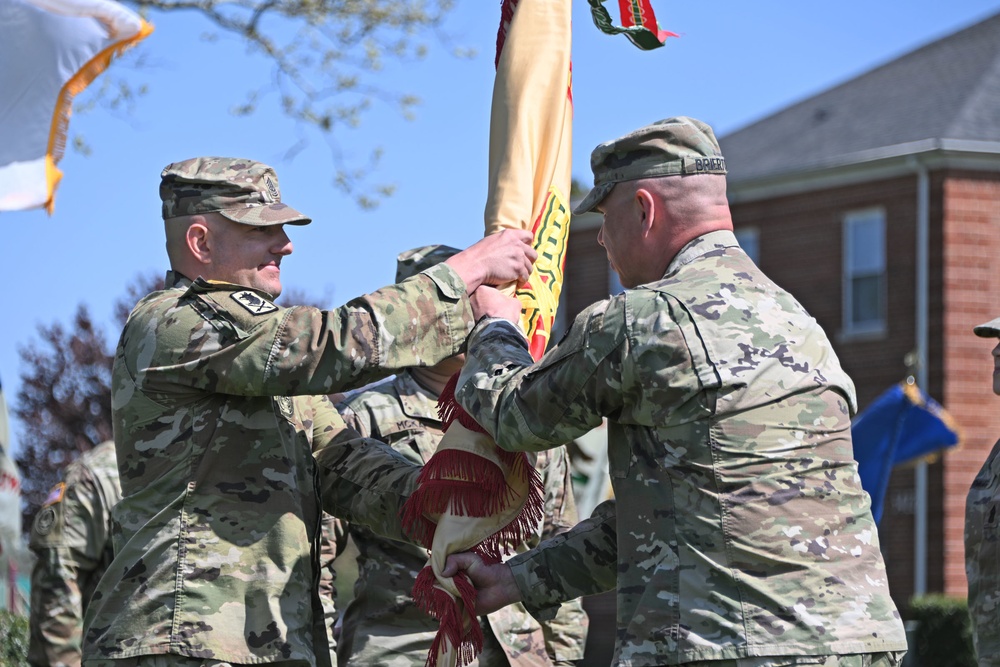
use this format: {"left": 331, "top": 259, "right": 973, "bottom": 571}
{"left": 166, "top": 270, "right": 276, "bottom": 301}
{"left": 663, "top": 230, "right": 739, "bottom": 278}
{"left": 395, "top": 370, "right": 442, "bottom": 424}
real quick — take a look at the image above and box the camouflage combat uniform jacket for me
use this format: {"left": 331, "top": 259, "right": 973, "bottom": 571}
{"left": 29, "top": 440, "right": 122, "bottom": 667}
{"left": 83, "top": 265, "right": 474, "bottom": 666}
{"left": 965, "top": 437, "right": 1000, "bottom": 667}
{"left": 336, "top": 371, "right": 588, "bottom": 667}
{"left": 456, "top": 231, "right": 908, "bottom": 666}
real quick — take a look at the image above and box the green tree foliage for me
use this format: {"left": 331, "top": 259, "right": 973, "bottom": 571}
{"left": 907, "top": 594, "right": 976, "bottom": 667}
{"left": 0, "top": 609, "right": 29, "bottom": 667}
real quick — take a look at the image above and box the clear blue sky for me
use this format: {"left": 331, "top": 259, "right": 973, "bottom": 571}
{"left": 2, "top": 0, "right": 999, "bottom": 457}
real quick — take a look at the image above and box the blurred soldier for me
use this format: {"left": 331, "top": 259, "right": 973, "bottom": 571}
{"left": 445, "top": 117, "right": 909, "bottom": 667}
{"left": 81, "top": 157, "right": 536, "bottom": 667}
{"left": 335, "top": 246, "right": 588, "bottom": 667}
{"left": 317, "top": 514, "right": 347, "bottom": 666}
{"left": 29, "top": 440, "right": 122, "bottom": 667}
{"left": 965, "top": 316, "right": 1000, "bottom": 667}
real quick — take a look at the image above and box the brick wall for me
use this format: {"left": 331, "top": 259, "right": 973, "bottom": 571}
{"left": 941, "top": 171, "right": 1000, "bottom": 597}
{"left": 564, "top": 224, "right": 608, "bottom": 321}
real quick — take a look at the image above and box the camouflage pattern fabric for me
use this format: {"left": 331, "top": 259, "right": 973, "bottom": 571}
{"left": 83, "top": 264, "right": 475, "bottom": 666}
{"left": 683, "top": 653, "right": 905, "bottom": 667}
{"left": 456, "top": 231, "right": 908, "bottom": 666}
{"left": 29, "top": 440, "right": 122, "bottom": 667}
{"left": 965, "top": 437, "right": 1000, "bottom": 667}
{"left": 160, "top": 156, "right": 311, "bottom": 226}
{"left": 317, "top": 514, "right": 347, "bottom": 667}
{"left": 573, "top": 116, "right": 728, "bottom": 216}
{"left": 335, "top": 371, "right": 588, "bottom": 667}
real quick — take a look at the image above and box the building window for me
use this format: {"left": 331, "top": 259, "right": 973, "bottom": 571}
{"left": 843, "top": 209, "right": 886, "bottom": 336}
{"left": 734, "top": 227, "right": 760, "bottom": 265}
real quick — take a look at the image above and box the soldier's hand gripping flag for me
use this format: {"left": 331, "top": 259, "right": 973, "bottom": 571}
{"left": 0, "top": 0, "right": 153, "bottom": 214}
{"left": 400, "top": 2, "right": 672, "bottom": 666}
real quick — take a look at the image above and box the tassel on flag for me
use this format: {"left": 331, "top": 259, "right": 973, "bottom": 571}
{"left": 0, "top": 0, "right": 153, "bottom": 214}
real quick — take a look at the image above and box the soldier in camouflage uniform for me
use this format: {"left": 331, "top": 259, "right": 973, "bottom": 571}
{"left": 444, "top": 118, "right": 909, "bottom": 667}
{"left": 81, "top": 157, "right": 536, "bottom": 667}
{"left": 965, "top": 316, "right": 1000, "bottom": 667}
{"left": 29, "top": 440, "right": 122, "bottom": 667}
{"left": 317, "top": 514, "right": 347, "bottom": 666}
{"left": 334, "top": 245, "right": 588, "bottom": 667}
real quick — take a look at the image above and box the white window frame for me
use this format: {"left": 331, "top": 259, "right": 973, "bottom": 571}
{"left": 842, "top": 208, "right": 887, "bottom": 338}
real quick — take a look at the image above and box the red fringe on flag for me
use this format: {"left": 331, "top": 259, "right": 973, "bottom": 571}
{"left": 437, "top": 373, "right": 488, "bottom": 434}
{"left": 495, "top": 0, "right": 519, "bottom": 69}
{"left": 412, "top": 567, "right": 483, "bottom": 667}
{"left": 402, "top": 368, "right": 545, "bottom": 666}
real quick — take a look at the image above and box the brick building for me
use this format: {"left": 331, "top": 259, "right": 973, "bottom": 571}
{"left": 563, "top": 10, "right": 1000, "bottom": 615}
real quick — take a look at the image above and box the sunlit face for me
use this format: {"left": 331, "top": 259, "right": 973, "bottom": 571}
{"left": 595, "top": 184, "right": 646, "bottom": 289}
{"left": 206, "top": 217, "right": 293, "bottom": 297}
{"left": 992, "top": 340, "right": 1000, "bottom": 396}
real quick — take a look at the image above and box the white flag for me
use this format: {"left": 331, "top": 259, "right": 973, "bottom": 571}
{"left": 0, "top": 0, "right": 152, "bottom": 213}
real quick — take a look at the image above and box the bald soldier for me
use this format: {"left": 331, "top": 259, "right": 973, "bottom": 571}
{"left": 335, "top": 245, "right": 588, "bottom": 667}
{"left": 445, "top": 118, "right": 909, "bottom": 667}
{"left": 965, "top": 316, "right": 1000, "bottom": 667}
{"left": 81, "top": 157, "right": 536, "bottom": 667}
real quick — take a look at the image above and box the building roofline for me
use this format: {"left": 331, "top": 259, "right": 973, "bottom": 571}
{"left": 571, "top": 141, "right": 1000, "bottom": 218}
{"left": 727, "top": 141, "right": 1000, "bottom": 204}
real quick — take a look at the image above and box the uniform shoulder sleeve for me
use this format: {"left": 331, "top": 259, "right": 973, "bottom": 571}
{"left": 456, "top": 295, "right": 628, "bottom": 451}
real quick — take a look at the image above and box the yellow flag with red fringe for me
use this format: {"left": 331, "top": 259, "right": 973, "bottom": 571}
{"left": 401, "top": 2, "right": 673, "bottom": 665}
{"left": 0, "top": 0, "right": 153, "bottom": 214}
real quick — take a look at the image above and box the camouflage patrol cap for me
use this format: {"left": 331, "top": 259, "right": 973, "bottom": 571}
{"left": 160, "top": 157, "right": 311, "bottom": 226}
{"left": 973, "top": 316, "right": 1000, "bottom": 338}
{"left": 395, "top": 244, "right": 460, "bottom": 282}
{"left": 573, "top": 116, "right": 727, "bottom": 215}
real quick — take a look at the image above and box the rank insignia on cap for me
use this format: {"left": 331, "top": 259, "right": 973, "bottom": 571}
{"left": 231, "top": 290, "right": 278, "bottom": 315}
{"left": 264, "top": 175, "right": 279, "bottom": 201}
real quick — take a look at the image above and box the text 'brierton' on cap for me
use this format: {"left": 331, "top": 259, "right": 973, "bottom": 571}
{"left": 574, "top": 116, "right": 726, "bottom": 215}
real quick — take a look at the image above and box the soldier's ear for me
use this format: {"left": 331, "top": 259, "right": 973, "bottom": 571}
{"left": 635, "top": 187, "right": 657, "bottom": 237}
{"left": 186, "top": 217, "right": 213, "bottom": 265}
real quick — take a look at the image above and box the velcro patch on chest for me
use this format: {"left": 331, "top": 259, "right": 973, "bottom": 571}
{"left": 230, "top": 290, "right": 278, "bottom": 315}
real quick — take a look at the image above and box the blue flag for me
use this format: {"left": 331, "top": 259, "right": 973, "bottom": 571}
{"left": 852, "top": 382, "right": 960, "bottom": 523}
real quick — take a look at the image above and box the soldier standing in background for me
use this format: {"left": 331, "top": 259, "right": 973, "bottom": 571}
{"left": 445, "top": 117, "right": 909, "bottom": 667}
{"left": 335, "top": 245, "right": 588, "bottom": 667}
{"left": 82, "top": 156, "right": 535, "bottom": 667}
{"left": 965, "top": 315, "right": 1000, "bottom": 667}
{"left": 29, "top": 440, "right": 122, "bottom": 667}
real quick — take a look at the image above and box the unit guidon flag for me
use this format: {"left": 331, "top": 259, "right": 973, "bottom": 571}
{"left": 400, "top": 2, "right": 672, "bottom": 666}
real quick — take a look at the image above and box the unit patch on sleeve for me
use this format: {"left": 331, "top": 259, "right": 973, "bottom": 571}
{"left": 231, "top": 290, "right": 279, "bottom": 315}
